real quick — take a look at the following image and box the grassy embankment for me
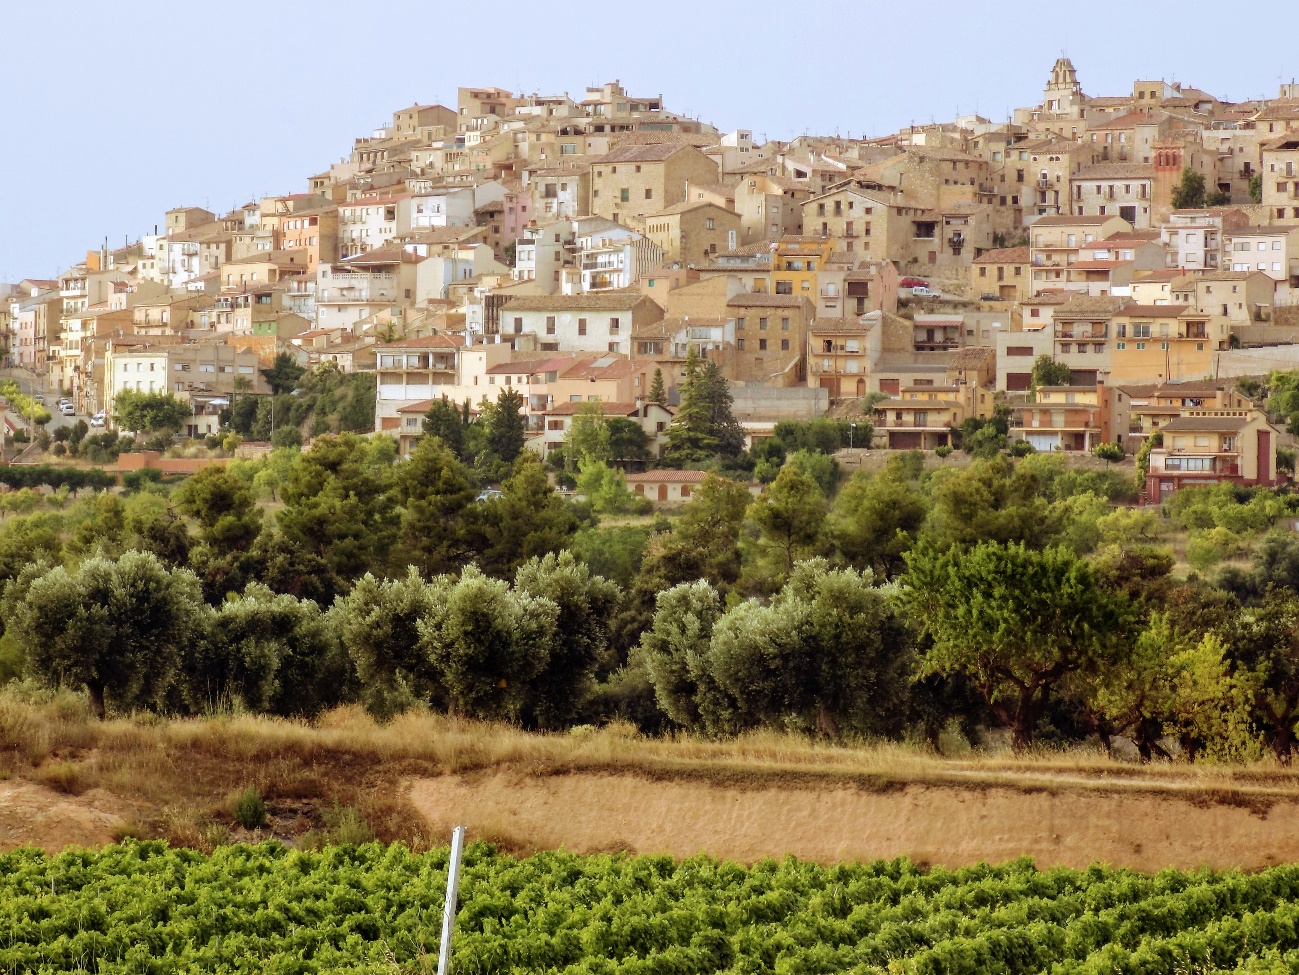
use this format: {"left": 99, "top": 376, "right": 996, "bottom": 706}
{"left": 6, "top": 687, "right": 1299, "bottom": 858}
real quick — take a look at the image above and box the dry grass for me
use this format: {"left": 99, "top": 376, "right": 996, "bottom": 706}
{"left": 5, "top": 685, "right": 1299, "bottom": 852}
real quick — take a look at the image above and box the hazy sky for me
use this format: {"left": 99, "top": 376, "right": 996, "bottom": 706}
{"left": 4, "top": 0, "right": 1297, "bottom": 279}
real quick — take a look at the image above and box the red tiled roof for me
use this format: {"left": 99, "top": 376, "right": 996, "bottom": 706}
{"left": 625, "top": 469, "right": 709, "bottom": 483}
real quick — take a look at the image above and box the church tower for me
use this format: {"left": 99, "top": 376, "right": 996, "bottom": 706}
{"left": 1043, "top": 57, "right": 1084, "bottom": 118}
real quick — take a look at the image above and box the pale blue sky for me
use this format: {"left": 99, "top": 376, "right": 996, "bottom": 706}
{"left": 3, "top": 0, "right": 1296, "bottom": 279}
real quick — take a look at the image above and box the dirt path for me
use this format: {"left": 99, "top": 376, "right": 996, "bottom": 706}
{"left": 409, "top": 771, "right": 1299, "bottom": 871}
{"left": 0, "top": 780, "right": 131, "bottom": 851}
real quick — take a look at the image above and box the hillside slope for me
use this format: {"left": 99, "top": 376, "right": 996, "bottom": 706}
{"left": 5, "top": 695, "right": 1299, "bottom": 869}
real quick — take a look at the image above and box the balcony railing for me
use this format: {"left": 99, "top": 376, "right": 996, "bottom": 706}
{"left": 874, "top": 417, "right": 951, "bottom": 429}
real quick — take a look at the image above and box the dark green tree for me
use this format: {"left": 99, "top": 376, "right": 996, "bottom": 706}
{"left": 467, "top": 453, "right": 579, "bottom": 579}
{"left": 607, "top": 417, "right": 652, "bottom": 466}
{"left": 260, "top": 352, "right": 307, "bottom": 396}
{"left": 1170, "top": 168, "right": 1206, "bottom": 210}
{"left": 394, "top": 435, "right": 475, "bottom": 576}
{"left": 5, "top": 552, "right": 206, "bottom": 717}
{"left": 514, "top": 551, "right": 621, "bottom": 729}
{"left": 419, "top": 566, "right": 557, "bottom": 721}
{"left": 661, "top": 348, "right": 718, "bottom": 466}
{"left": 174, "top": 464, "right": 262, "bottom": 553}
{"left": 706, "top": 560, "right": 913, "bottom": 738}
{"left": 483, "top": 386, "right": 527, "bottom": 463}
{"left": 1231, "top": 591, "right": 1299, "bottom": 762}
{"left": 648, "top": 367, "right": 668, "bottom": 407}
{"left": 276, "top": 433, "right": 399, "bottom": 581}
{"left": 746, "top": 465, "right": 828, "bottom": 587}
{"left": 612, "top": 475, "right": 750, "bottom": 654}
{"left": 333, "top": 568, "right": 442, "bottom": 718}
{"left": 112, "top": 390, "right": 191, "bottom": 434}
{"left": 1030, "top": 355, "right": 1072, "bottom": 389}
{"left": 901, "top": 540, "right": 1133, "bottom": 750}
{"left": 421, "top": 397, "right": 467, "bottom": 461}
{"left": 1093, "top": 442, "right": 1125, "bottom": 467}
{"left": 832, "top": 468, "right": 928, "bottom": 578}
{"left": 186, "top": 582, "right": 345, "bottom": 717}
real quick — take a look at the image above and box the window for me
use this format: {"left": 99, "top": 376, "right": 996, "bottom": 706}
{"left": 736, "top": 317, "right": 746, "bottom": 330}
{"left": 1136, "top": 342, "right": 1146, "bottom": 350}
{"left": 609, "top": 317, "right": 620, "bottom": 333}
{"left": 781, "top": 339, "right": 790, "bottom": 351}
{"left": 1116, "top": 341, "right": 1126, "bottom": 350}
{"left": 781, "top": 317, "right": 790, "bottom": 330}
{"left": 759, "top": 339, "right": 768, "bottom": 351}
{"left": 644, "top": 188, "right": 652, "bottom": 200}
{"left": 545, "top": 315, "right": 556, "bottom": 335}
{"left": 706, "top": 218, "right": 715, "bottom": 230}
{"left": 577, "top": 317, "right": 587, "bottom": 336}
{"left": 737, "top": 338, "right": 745, "bottom": 350}
{"left": 620, "top": 188, "right": 629, "bottom": 203}
{"left": 759, "top": 317, "right": 768, "bottom": 330}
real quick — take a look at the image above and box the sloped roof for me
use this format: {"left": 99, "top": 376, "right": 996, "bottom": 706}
{"left": 1158, "top": 415, "right": 1250, "bottom": 433}
{"left": 502, "top": 289, "right": 650, "bottom": 312}
{"left": 625, "top": 469, "right": 709, "bottom": 483}
{"left": 973, "top": 246, "right": 1030, "bottom": 264}
{"left": 594, "top": 143, "right": 693, "bottom": 164}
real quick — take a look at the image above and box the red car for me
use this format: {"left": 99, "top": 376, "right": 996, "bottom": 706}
{"left": 899, "top": 277, "right": 929, "bottom": 288}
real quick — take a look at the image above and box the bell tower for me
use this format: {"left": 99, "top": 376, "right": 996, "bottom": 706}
{"left": 1043, "top": 57, "right": 1083, "bottom": 118}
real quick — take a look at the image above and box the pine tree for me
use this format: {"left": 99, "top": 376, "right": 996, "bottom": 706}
{"left": 699, "top": 359, "right": 745, "bottom": 457}
{"left": 662, "top": 349, "right": 719, "bottom": 467}
{"left": 648, "top": 368, "right": 668, "bottom": 407}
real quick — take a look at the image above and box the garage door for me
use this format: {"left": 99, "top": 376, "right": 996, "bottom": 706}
{"left": 890, "top": 431, "right": 923, "bottom": 449}
{"left": 1006, "top": 372, "right": 1032, "bottom": 391}
{"left": 1026, "top": 434, "right": 1059, "bottom": 451}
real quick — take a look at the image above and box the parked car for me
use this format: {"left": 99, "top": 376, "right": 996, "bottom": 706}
{"left": 475, "top": 488, "right": 504, "bottom": 503}
{"left": 899, "top": 277, "right": 929, "bottom": 288}
{"left": 909, "top": 286, "right": 936, "bottom": 298}
{"left": 59, "top": 403, "right": 76, "bottom": 417}
{"left": 90, "top": 413, "right": 106, "bottom": 428}
{"left": 980, "top": 292, "right": 1001, "bottom": 301}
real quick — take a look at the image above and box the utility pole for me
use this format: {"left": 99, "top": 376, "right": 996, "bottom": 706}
{"left": 436, "top": 825, "right": 467, "bottom": 975}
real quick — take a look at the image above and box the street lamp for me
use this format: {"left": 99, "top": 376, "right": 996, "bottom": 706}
{"left": 850, "top": 421, "right": 857, "bottom": 448}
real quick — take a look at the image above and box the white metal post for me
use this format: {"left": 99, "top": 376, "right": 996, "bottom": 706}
{"left": 436, "top": 825, "right": 467, "bottom": 975}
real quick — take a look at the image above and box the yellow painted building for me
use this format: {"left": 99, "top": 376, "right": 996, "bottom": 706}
{"left": 771, "top": 237, "right": 836, "bottom": 301}
{"left": 1109, "top": 305, "right": 1230, "bottom": 383}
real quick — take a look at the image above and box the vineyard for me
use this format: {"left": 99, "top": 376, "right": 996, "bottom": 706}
{"left": 9, "top": 842, "right": 1299, "bottom": 974}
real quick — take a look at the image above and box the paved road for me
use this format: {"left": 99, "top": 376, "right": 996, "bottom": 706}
{"left": 0, "top": 367, "right": 83, "bottom": 435}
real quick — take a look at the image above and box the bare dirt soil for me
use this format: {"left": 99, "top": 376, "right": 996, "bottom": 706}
{"left": 409, "top": 771, "right": 1299, "bottom": 871}
{"left": 0, "top": 779, "right": 135, "bottom": 851}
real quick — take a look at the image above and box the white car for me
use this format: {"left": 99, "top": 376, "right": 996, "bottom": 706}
{"left": 909, "top": 286, "right": 936, "bottom": 298}
{"left": 90, "top": 415, "right": 106, "bottom": 428}
{"left": 59, "top": 403, "right": 76, "bottom": 417}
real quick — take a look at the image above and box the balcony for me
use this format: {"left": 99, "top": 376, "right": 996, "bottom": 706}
{"left": 874, "top": 416, "right": 952, "bottom": 430}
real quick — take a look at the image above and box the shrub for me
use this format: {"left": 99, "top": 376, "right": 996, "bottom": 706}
{"left": 322, "top": 802, "right": 373, "bottom": 845}
{"left": 34, "top": 760, "right": 83, "bottom": 794}
{"left": 271, "top": 426, "right": 302, "bottom": 449}
{"left": 934, "top": 444, "right": 952, "bottom": 458}
{"left": 231, "top": 787, "right": 268, "bottom": 829}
